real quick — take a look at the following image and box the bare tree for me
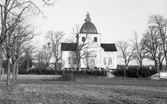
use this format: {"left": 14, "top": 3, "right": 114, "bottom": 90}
{"left": 3, "top": 34, "right": 13, "bottom": 85}
{"left": 131, "top": 32, "right": 146, "bottom": 68}
{"left": 130, "top": 32, "right": 146, "bottom": 78}
{"left": 149, "top": 15, "right": 167, "bottom": 71}
{"left": 45, "top": 31, "right": 64, "bottom": 70}
{"left": 23, "top": 43, "right": 36, "bottom": 72}
{"left": 0, "top": 0, "right": 55, "bottom": 48}
{"left": 71, "top": 25, "right": 94, "bottom": 71}
{"left": 0, "top": 0, "right": 55, "bottom": 86}
{"left": 72, "top": 25, "right": 81, "bottom": 71}
{"left": 35, "top": 49, "right": 47, "bottom": 68}
{"left": 116, "top": 41, "right": 135, "bottom": 78}
{"left": 141, "top": 26, "right": 164, "bottom": 77}
{"left": 10, "top": 25, "right": 35, "bottom": 81}
{"left": 0, "top": 53, "right": 3, "bottom": 77}
{"left": 2, "top": 25, "right": 34, "bottom": 83}
{"left": 42, "top": 0, "right": 56, "bottom": 6}
{"left": 35, "top": 46, "right": 51, "bottom": 69}
{"left": 42, "top": 44, "right": 52, "bottom": 67}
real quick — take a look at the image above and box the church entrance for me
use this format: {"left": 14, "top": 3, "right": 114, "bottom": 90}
{"left": 84, "top": 52, "right": 96, "bottom": 70}
{"left": 89, "top": 58, "right": 95, "bottom": 70}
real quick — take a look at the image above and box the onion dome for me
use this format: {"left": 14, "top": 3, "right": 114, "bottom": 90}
{"left": 79, "top": 12, "right": 98, "bottom": 34}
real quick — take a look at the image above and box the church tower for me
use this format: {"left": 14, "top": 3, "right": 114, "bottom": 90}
{"left": 78, "top": 12, "right": 102, "bottom": 69}
{"left": 79, "top": 12, "right": 101, "bottom": 47}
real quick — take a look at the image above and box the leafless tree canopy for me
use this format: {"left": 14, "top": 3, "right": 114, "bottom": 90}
{"left": 45, "top": 30, "right": 64, "bottom": 70}
{"left": 70, "top": 25, "right": 95, "bottom": 70}
{"left": 141, "top": 26, "right": 164, "bottom": 72}
{"left": 116, "top": 41, "right": 135, "bottom": 68}
{"left": 0, "top": 0, "right": 55, "bottom": 86}
{"left": 116, "top": 40, "right": 135, "bottom": 78}
{"left": 148, "top": 15, "right": 167, "bottom": 71}
{"left": 131, "top": 32, "right": 146, "bottom": 68}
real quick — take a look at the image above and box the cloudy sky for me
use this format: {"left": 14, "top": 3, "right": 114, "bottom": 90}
{"left": 34, "top": 0, "right": 167, "bottom": 65}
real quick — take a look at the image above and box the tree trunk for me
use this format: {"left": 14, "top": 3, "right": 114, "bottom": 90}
{"left": 154, "top": 61, "right": 158, "bottom": 71}
{"left": 157, "top": 65, "right": 160, "bottom": 79}
{"left": 154, "top": 60, "right": 160, "bottom": 78}
{"left": 138, "top": 60, "right": 143, "bottom": 78}
{"left": 15, "top": 65, "right": 19, "bottom": 80}
{"left": 124, "top": 61, "right": 128, "bottom": 78}
{"left": 124, "top": 64, "right": 128, "bottom": 78}
{"left": 56, "top": 61, "right": 59, "bottom": 70}
{"left": 165, "top": 56, "right": 167, "bottom": 72}
{"left": 76, "top": 51, "right": 81, "bottom": 71}
{"left": 139, "top": 60, "right": 143, "bottom": 68}
{"left": 161, "top": 35, "right": 167, "bottom": 72}
{"left": 0, "top": 58, "right": 2, "bottom": 78}
{"left": 26, "top": 59, "right": 29, "bottom": 73}
{"left": 0, "top": 51, "right": 3, "bottom": 77}
{"left": 76, "top": 33, "right": 81, "bottom": 71}
{"left": 159, "top": 61, "right": 162, "bottom": 72}
{"left": 77, "top": 57, "right": 81, "bottom": 71}
{"left": 6, "top": 58, "right": 10, "bottom": 86}
{"left": 137, "top": 66, "right": 139, "bottom": 78}
{"left": 124, "top": 66, "right": 126, "bottom": 78}
{"left": 12, "top": 62, "right": 16, "bottom": 82}
{"left": 0, "top": 66, "right": 1, "bottom": 78}
{"left": 158, "top": 60, "right": 163, "bottom": 78}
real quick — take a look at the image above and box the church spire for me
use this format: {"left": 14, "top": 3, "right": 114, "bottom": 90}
{"left": 85, "top": 12, "right": 91, "bottom": 22}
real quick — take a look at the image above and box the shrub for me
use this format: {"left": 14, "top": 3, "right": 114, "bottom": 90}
{"left": 57, "top": 73, "right": 76, "bottom": 81}
{"left": 70, "top": 70, "right": 107, "bottom": 77}
{"left": 26, "top": 68, "right": 107, "bottom": 77}
{"left": 28, "top": 68, "right": 59, "bottom": 75}
{"left": 18, "top": 58, "right": 33, "bottom": 74}
{"left": 139, "top": 67, "right": 157, "bottom": 78}
{"left": 112, "top": 66, "right": 157, "bottom": 78}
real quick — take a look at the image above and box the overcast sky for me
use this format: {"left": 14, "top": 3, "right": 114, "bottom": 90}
{"left": 33, "top": 0, "right": 167, "bottom": 65}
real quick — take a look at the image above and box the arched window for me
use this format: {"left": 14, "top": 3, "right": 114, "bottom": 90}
{"left": 73, "top": 57, "right": 77, "bottom": 64}
{"left": 103, "top": 57, "right": 106, "bottom": 65}
{"left": 68, "top": 57, "right": 70, "bottom": 64}
{"left": 82, "top": 37, "right": 85, "bottom": 42}
{"left": 108, "top": 57, "right": 112, "bottom": 65}
{"left": 94, "top": 37, "right": 97, "bottom": 42}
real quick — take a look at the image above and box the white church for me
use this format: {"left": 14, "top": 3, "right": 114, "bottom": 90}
{"left": 61, "top": 12, "right": 117, "bottom": 70}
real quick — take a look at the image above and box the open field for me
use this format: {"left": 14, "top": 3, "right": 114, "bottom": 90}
{"left": 0, "top": 75, "right": 167, "bottom": 104}
{"left": 0, "top": 83, "right": 167, "bottom": 104}
{"left": 17, "top": 77, "right": 167, "bottom": 87}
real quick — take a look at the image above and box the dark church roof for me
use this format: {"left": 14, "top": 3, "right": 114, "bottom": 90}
{"left": 61, "top": 43, "right": 77, "bottom": 51}
{"left": 80, "top": 12, "right": 98, "bottom": 34}
{"left": 101, "top": 43, "right": 117, "bottom": 51}
{"left": 61, "top": 43, "right": 117, "bottom": 52}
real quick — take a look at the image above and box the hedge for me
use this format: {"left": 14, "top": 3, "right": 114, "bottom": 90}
{"left": 112, "top": 66, "right": 157, "bottom": 78}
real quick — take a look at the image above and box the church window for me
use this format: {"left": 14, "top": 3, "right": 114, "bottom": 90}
{"left": 68, "top": 57, "right": 72, "bottom": 65}
{"left": 108, "top": 57, "right": 112, "bottom": 65}
{"left": 68, "top": 57, "right": 70, "bottom": 64}
{"left": 103, "top": 57, "right": 106, "bottom": 65}
{"left": 82, "top": 37, "right": 86, "bottom": 42}
{"left": 94, "top": 37, "right": 97, "bottom": 42}
{"left": 73, "top": 57, "right": 77, "bottom": 64}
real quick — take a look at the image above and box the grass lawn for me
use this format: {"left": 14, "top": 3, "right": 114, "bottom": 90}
{"left": 0, "top": 76, "right": 167, "bottom": 104}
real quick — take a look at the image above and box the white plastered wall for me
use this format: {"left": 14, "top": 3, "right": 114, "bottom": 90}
{"left": 102, "top": 51, "right": 117, "bottom": 69}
